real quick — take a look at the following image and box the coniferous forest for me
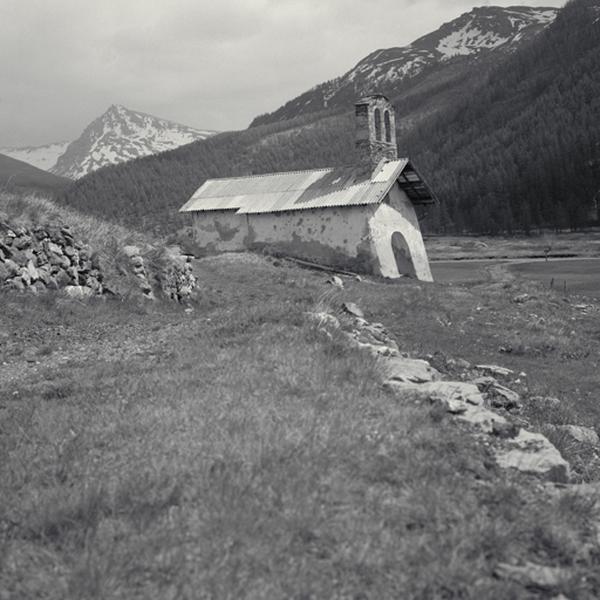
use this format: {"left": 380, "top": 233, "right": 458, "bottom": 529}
{"left": 57, "top": 0, "right": 600, "bottom": 235}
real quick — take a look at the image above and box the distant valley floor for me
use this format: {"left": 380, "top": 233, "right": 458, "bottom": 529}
{"left": 432, "top": 257, "right": 600, "bottom": 299}
{"left": 425, "top": 230, "right": 600, "bottom": 261}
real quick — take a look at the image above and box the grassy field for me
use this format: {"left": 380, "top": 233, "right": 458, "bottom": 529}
{"left": 2, "top": 253, "right": 600, "bottom": 598}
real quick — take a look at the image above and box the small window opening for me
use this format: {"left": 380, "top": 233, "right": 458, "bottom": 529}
{"left": 384, "top": 110, "right": 392, "bottom": 142}
{"left": 374, "top": 108, "right": 382, "bottom": 141}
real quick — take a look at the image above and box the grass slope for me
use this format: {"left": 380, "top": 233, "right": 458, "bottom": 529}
{"left": 1, "top": 253, "right": 600, "bottom": 598}
{"left": 0, "top": 153, "right": 70, "bottom": 195}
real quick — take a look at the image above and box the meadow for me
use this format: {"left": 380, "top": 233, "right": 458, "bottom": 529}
{"left": 2, "top": 251, "right": 600, "bottom": 598}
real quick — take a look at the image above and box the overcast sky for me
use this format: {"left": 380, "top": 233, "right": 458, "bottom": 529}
{"left": 1, "top": 0, "right": 564, "bottom": 146}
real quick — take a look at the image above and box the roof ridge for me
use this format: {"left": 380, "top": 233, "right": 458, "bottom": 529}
{"left": 198, "top": 159, "right": 410, "bottom": 184}
{"left": 179, "top": 158, "right": 428, "bottom": 214}
{"left": 202, "top": 165, "right": 345, "bottom": 182}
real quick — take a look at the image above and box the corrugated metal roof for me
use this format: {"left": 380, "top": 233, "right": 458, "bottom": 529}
{"left": 179, "top": 158, "right": 434, "bottom": 214}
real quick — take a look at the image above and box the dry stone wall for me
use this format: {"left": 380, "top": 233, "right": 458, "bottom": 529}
{"left": 0, "top": 218, "right": 197, "bottom": 302}
{"left": 0, "top": 220, "right": 103, "bottom": 296}
{"left": 119, "top": 245, "right": 197, "bottom": 302}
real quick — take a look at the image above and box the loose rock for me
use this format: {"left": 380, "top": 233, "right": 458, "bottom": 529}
{"left": 327, "top": 275, "right": 344, "bottom": 289}
{"left": 495, "top": 430, "right": 570, "bottom": 482}
{"left": 550, "top": 425, "right": 599, "bottom": 446}
{"left": 475, "top": 364, "right": 514, "bottom": 377}
{"left": 489, "top": 383, "right": 522, "bottom": 411}
{"left": 342, "top": 302, "right": 364, "bottom": 318}
{"left": 378, "top": 356, "right": 441, "bottom": 384}
{"left": 495, "top": 562, "right": 572, "bottom": 590}
{"left": 64, "top": 285, "right": 94, "bottom": 299}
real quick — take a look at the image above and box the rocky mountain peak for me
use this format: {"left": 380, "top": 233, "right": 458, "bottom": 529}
{"left": 49, "top": 105, "right": 217, "bottom": 179}
{"left": 1, "top": 105, "right": 217, "bottom": 181}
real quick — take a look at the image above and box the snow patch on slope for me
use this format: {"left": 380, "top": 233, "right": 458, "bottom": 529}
{"left": 437, "top": 25, "right": 507, "bottom": 57}
{"left": 250, "top": 6, "right": 559, "bottom": 127}
{"left": 51, "top": 104, "right": 217, "bottom": 179}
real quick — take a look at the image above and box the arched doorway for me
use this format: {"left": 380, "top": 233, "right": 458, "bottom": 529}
{"left": 391, "top": 231, "right": 417, "bottom": 278}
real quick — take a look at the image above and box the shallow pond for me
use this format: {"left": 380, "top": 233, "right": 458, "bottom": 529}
{"left": 431, "top": 258, "right": 600, "bottom": 298}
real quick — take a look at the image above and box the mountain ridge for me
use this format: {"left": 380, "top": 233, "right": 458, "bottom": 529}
{"left": 1, "top": 105, "right": 217, "bottom": 180}
{"left": 51, "top": 104, "right": 218, "bottom": 179}
{"left": 251, "top": 5, "right": 558, "bottom": 127}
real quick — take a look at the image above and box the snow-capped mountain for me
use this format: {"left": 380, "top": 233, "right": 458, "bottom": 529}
{"left": 50, "top": 105, "right": 217, "bottom": 179}
{"left": 251, "top": 6, "right": 558, "bottom": 126}
{"left": 0, "top": 142, "right": 70, "bottom": 172}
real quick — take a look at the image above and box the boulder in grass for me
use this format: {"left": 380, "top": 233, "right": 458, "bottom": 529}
{"left": 489, "top": 383, "right": 521, "bottom": 411}
{"left": 328, "top": 275, "right": 344, "bottom": 289}
{"left": 495, "top": 562, "right": 572, "bottom": 590}
{"left": 378, "top": 356, "right": 441, "bottom": 384}
{"left": 475, "top": 364, "right": 514, "bottom": 377}
{"left": 342, "top": 302, "right": 364, "bottom": 318}
{"left": 549, "top": 425, "right": 599, "bottom": 446}
{"left": 123, "top": 245, "right": 141, "bottom": 258}
{"left": 495, "top": 430, "right": 570, "bottom": 483}
{"left": 64, "top": 285, "right": 94, "bottom": 300}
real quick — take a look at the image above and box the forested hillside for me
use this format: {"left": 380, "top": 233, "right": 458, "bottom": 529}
{"left": 407, "top": 0, "right": 600, "bottom": 232}
{"left": 58, "top": 0, "right": 600, "bottom": 235}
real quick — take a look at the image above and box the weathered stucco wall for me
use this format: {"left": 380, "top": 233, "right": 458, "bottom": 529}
{"left": 247, "top": 205, "right": 378, "bottom": 272}
{"left": 369, "top": 184, "right": 433, "bottom": 282}
{"left": 191, "top": 211, "right": 248, "bottom": 253}
{"left": 189, "top": 194, "right": 433, "bottom": 281}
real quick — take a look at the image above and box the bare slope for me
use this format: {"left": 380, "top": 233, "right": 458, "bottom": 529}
{"left": 0, "top": 153, "right": 70, "bottom": 195}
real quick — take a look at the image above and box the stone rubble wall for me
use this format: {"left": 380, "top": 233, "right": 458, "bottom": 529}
{"left": 0, "top": 220, "right": 103, "bottom": 296}
{"left": 120, "top": 245, "right": 197, "bottom": 302}
{"left": 307, "top": 300, "right": 589, "bottom": 484}
{"left": 0, "top": 218, "right": 197, "bottom": 302}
